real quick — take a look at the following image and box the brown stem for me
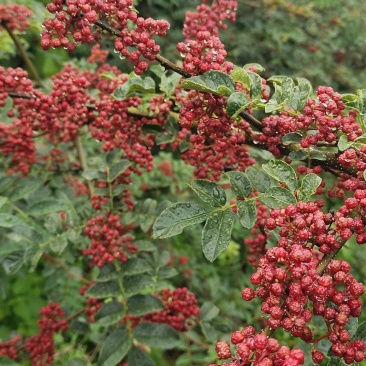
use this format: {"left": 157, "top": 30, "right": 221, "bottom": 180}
{"left": 2, "top": 21, "right": 42, "bottom": 85}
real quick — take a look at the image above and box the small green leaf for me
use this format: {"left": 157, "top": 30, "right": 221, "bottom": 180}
{"left": 310, "top": 150, "right": 327, "bottom": 161}
{"left": 288, "top": 150, "right": 307, "bottom": 161}
{"left": 226, "top": 171, "right": 252, "bottom": 198}
{"left": 141, "top": 124, "right": 164, "bottom": 134}
{"left": 123, "top": 274, "right": 153, "bottom": 297}
{"left": 231, "top": 67, "right": 250, "bottom": 87}
{"left": 97, "top": 263, "right": 120, "bottom": 282}
{"left": 190, "top": 180, "right": 227, "bottom": 207}
{"left": 0, "top": 214, "right": 24, "bottom": 228}
{"left": 134, "top": 323, "right": 180, "bottom": 349}
{"left": 243, "top": 63, "right": 265, "bottom": 73}
{"left": 98, "top": 326, "right": 132, "bottom": 366}
{"left": 247, "top": 71, "right": 263, "bottom": 100}
{"left": 200, "top": 301, "right": 219, "bottom": 322}
{"left": 8, "top": 179, "right": 42, "bottom": 202}
{"left": 95, "top": 301, "right": 124, "bottom": 326}
{"left": 261, "top": 187, "right": 297, "bottom": 208}
{"left": 156, "top": 132, "right": 175, "bottom": 145}
{"left": 49, "top": 233, "right": 68, "bottom": 255}
{"left": 296, "top": 77, "right": 312, "bottom": 110}
{"left": 226, "top": 92, "right": 251, "bottom": 119}
{"left": 127, "top": 294, "right": 164, "bottom": 316}
{"left": 134, "top": 240, "right": 156, "bottom": 252}
{"left": 282, "top": 133, "right": 302, "bottom": 145}
{"left": 114, "top": 76, "right": 155, "bottom": 99}
{"left": 81, "top": 169, "right": 104, "bottom": 180}
{"left": 108, "top": 160, "right": 131, "bottom": 182}
{"left": 181, "top": 70, "right": 235, "bottom": 97}
{"left": 139, "top": 198, "right": 157, "bottom": 233}
{"left": 2, "top": 251, "right": 24, "bottom": 275}
{"left": 0, "top": 356, "right": 20, "bottom": 366}
{"left": 202, "top": 209, "right": 235, "bottom": 262}
{"left": 127, "top": 347, "right": 154, "bottom": 366}
{"left": 85, "top": 280, "right": 120, "bottom": 298}
{"left": 158, "top": 267, "right": 178, "bottom": 279}
{"left": 27, "top": 199, "right": 70, "bottom": 216}
{"left": 338, "top": 135, "right": 353, "bottom": 151}
{"left": 0, "top": 196, "right": 8, "bottom": 209}
{"left": 66, "top": 359, "right": 87, "bottom": 366}
{"left": 152, "top": 202, "right": 210, "bottom": 239}
{"left": 120, "top": 258, "right": 151, "bottom": 276}
{"left": 298, "top": 174, "right": 322, "bottom": 201}
{"left": 245, "top": 167, "right": 271, "bottom": 193}
{"left": 262, "top": 160, "right": 298, "bottom": 191}
{"left": 237, "top": 200, "right": 257, "bottom": 229}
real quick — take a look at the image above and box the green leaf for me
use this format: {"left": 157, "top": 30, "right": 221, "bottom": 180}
{"left": 66, "top": 359, "right": 87, "bottom": 366}
{"left": 262, "top": 160, "right": 298, "bottom": 191}
{"left": 0, "top": 356, "right": 20, "bottom": 366}
{"left": 226, "top": 92, "right": 251, "bottom": 119}
{"left": 134, "top": 323, "right": 180, "bottom": 349}
{"left": 298, "top": 174, "right": 322, "bottom": 201}
{"left": 82, "top": 169, "right": 105, "bottom": 180}
{"left": 0, "top": 196, "right": 8, "bottom": 209}
{"left": 108, "top": 160, "right": 131, "bottom": 182}
{"left": 139, "top": 198, "right": 157, "bottom": 233}
{"left": 95, "top": 301, "right": 124, "bottom": 326}
{"left": 296, "top": 78, "right": 312, "bottom": 110}
{"left": 288, "top": 150, "right": 307, "bottom": 161}
{"left": 49, "top": 233, "right": 68, "bottom": 255}
{"left": 351, "top": 319, "right": 366, "bottom": 341}
{"left": 338, "top": 135, "right": 353, "bottom": 151}
{"left": 180, "top": 70, "right": 235, "bottom": 97}
{"left": 245, "top": 167, "right": 271, "bottom": 193}
{"left": 200, "top": 301, "right": 219, "bottom": 322}
{"left": 120, "top": 258, "right": 151, "bottom": 276}
{"left": 202, "top": 209, "right": 235, "bottom": 262}
{"left": 310, "top": 150, "right": 327, "bottom": 161}
{"left": 98, "top": 326, "right": 132, "bottom": 366}
{"left": 123, "top": 274, "right": 153, "bottom": 297}
{"left": 282, "top": 133, "right": 302, "bottom": 145}
{"left": 24, "top": 246, "right": 43, "bottom": 272}
{"left": 85, "top": 280, "right": 120, "bottom": 298}
{"left": 261, "top": 187, "right": 297, "bottom": 208}
{"left": 152, "top": 202, "right": 210, "bottom": 239}
{"left": 114, "top": 76, "right": 155, "bottom": 99}
{"left": 237, "top": 200, "right": 257, "bottom": 229}
{"left": 2, "top": 251, "right": 24, "bottom": 275}
{"left": 190, "top": 180, "right": 227, "bottom": 207}
{"left": 141, "top": 124, "right": 164, "bottom": 134}
{"left": 247, "top": 71, "right": 263, "bottom": 100}
{"left": 156, "top": 132, "right": 175, "bottom": 145}
{"left": 97, "top": 264, "right": 120, "bottom": 282}
{"left": 243, "top": 63, "right": 265, "bottom": 73}
{"left": 127, "top": 294, "right": 164, "bottom": 316}
{"left": 127, "top": 346, "right": 154, "bottom": 366}
{"left": 8, "top": 179, "right": 42, "bottom": 202}
{"left": 134, "top": 240, "right": 156, "bottom": 252}
{"left": 158, "top": 267, "right": 178, "bottom": 279}
{"left": 225, "top": 171, "right": 252, "bottom": 198}
{"left": 27, "top": 199, "right": 70, "bottom": 216}
{"left": 231, "top": 67, "right": 250, "bottom": 87}
{"left": 0, "top": 214, "right": 24, "bottom": 228}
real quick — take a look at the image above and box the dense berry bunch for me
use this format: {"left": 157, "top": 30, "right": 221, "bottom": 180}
{"left": 0, "top": 4, "right": 33, "bottom": 32}
{"left": 177, "top": 90, "right": 254, "bottom": 179}
{"left": 79, "top": 284, "right": 104, "bottom": 322}
{"left": 83, "top": 212, "right": 137, "bottom": 267}
{"left": 254, "top": 86, "right": 362, "bottom": 155}
{"left": 0, "top": 335, "right": 21, "bottom": 361}
{"left": 128, "top": 288, "right": 200, "bottom": 331}
{"left": 41, "top": 0, "right": 169, "bottom": 74}
{"left": 177, "top": 0, "right": 237, "bottom": 74}
{"left": 211, "top": 327, "right": 304, "bottom": 366}
{"left": 24, "top": 303, "right": 68, "bottom": 366}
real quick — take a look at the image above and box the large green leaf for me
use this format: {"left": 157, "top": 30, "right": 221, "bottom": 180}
{"left": 202, "top": 209, "right": 235, "bottom": 262}
{"left": 108, "top": 160, "right": 131, "bottom": 182}
{"left": 237, "top": 200, "right": 257, "bottom": 229}
{"left": 85, "top": 280, "right": 120, "bottom": 298}
{"left": 247, "top": 71, "right": 263, "bottom": 100}
{"left": 298, "top": 174, "right": 322, "bottom": 201}
{"left": 0, "top": 356, "right": 20, "bottom": 366}
{"left": 231, "top": 67, "right": 250, "bottom": 88}
{"left": 27, "top": 199, "right": 70, "bottom": 216}
{"left": 226, "top": 171, "right": 252, "bottom": 198}
{"left": 98, "top": 326, "right": 132, "bottom": 366}
{"left": 123, "top": 274, "right": 153, "bottom": 297}
{"left": 261, "top": 187, "right": 297, "bottom": 208}
{"left": 180, "top": 70, "right": 235, "bottom": 97}
{"left": 127, "top": 347, "right": 154, "bottom": 366}
{"left": 0, "top": 214, "right": 25, "bottom": 228}
{"left": 152, "top": 202, "right": 210, "bottom": 238}
{"left": 190, "top": 180, "right": 227, "bottom": 207}
{"left": 245, "top": 167, "right": 271, "bottom": 193}
{"left": 134, "top": 323, "right": 180, "bottom": 349}
{"left": 226, "top": 92, "right": 251, "bottom": 119}
{"left": 127, "top": 294, "right": 164, "bottom": 316}
{"left": 262, "top": 160, "right": 298, "bottom": 191}
{"left": 200, "top": 301, "right": 219, "bottom": 322}
{"left": 8, "top": 179, "right": 42, "bottom": 202}
{"left": 120, "top": 258, "right": 152, "bottom": 276}
{"left": 95, "top": 301, "right": 124, "bottom": 326}
{"left": 114, "top": 76, "right": 155, "bottom": 99}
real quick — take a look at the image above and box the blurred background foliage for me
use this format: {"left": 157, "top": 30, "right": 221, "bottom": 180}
{"left": 1, "top": 0, "right": 366, "bottom": 91}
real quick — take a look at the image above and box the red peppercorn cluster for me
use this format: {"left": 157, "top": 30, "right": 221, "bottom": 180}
{"left": 176, "top": 90, "right": 254, "bottom": 180}
{"left": 24, "top": 303, "right": 68, "bottom": 366}
{"left": 240, "top": 200, "right": 366, "bottom": 363}
{"left": 177, "top": 0, "right": 237, "bottom": 74}
{"left": 88, "top": 44, "right": 109, "bottom": 64}
{"left": 0, "top": 335, "right": 21, "bottom": 361}
{"left": 211, "top": 327, "right": 304, "bottom": 366}
{"left": 0, "top": 4, "right": 33, "bottom": 33}
{"left": 128, "top": 288, "right": 200, "bottom": 332}
{"left": 254, "top": 86, "right": 362, "bottom": 155}
{"left": 79, "top": 284, "right": 104, "bottom": 322}
{"left": 83, "top": 212, "right": 137, "bottom": 268}
{"left": 42, "top": 0, "right": 170, "bottom": 74}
